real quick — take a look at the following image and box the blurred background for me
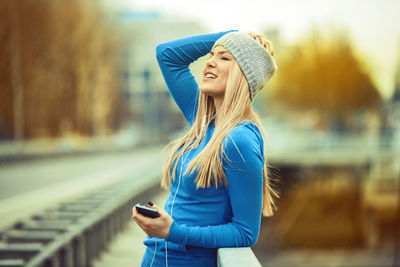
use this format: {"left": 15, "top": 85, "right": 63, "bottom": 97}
{"left": 0, "top": 0, "right": 399, "bottom": 266}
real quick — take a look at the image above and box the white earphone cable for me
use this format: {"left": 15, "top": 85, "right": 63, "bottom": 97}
{"left": 149, "top": 241, "right": 157, "bottom": 267}
{"left": 151, "top": 98, "right": 217, "bottom": 267}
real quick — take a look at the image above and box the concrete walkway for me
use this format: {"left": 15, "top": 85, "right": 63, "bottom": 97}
{"left": 93, "top": 189, "right": 170, "bottom": 267}
{"left": 0, "top": 146, "right": 167, "bottom": 229}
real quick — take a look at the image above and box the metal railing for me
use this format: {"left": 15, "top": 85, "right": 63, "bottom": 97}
{"left": 0, "top": 173, "right": 162, "bottom": 267}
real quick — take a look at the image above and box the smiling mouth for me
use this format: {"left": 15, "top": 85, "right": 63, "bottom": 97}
{"left": 204, "top": 72, "right": 217, "bottom": 79}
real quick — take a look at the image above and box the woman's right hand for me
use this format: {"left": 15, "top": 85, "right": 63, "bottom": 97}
{"left": 248, "top": 32, "right": 274, "bottom": 56}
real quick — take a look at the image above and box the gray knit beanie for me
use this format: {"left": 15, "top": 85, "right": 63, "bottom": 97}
{"left": 213, "top": 32, "right": 277, "bottom": 100}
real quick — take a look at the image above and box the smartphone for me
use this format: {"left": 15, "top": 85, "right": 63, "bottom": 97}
{"left": 135, "top": 204, "right": 160, "bottom": 218}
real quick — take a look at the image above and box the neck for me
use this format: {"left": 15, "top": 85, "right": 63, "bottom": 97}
{"left": 212, "top": 96, "right": 224, "bottom": 127}
{"left": 211, "top": 96, "right": 253, "bottom": 128}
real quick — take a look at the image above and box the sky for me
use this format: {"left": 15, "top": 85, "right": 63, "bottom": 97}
{"left": 107, "top": 0, "right": 400, "bottom": 99}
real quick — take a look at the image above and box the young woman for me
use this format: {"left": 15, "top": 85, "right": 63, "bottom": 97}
{"left": 132, "top": 30, "right": 278, "bottom": 267}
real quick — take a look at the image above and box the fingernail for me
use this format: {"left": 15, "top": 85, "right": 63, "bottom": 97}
{"left": 148, "top": 201, "right": 154, "bottom": 206}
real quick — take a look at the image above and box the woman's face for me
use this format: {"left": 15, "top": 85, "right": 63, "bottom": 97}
{"left": 199, "top": 45, "right": 234, "bottom": 99}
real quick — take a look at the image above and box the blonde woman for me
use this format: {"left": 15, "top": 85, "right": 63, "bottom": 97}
{"left": 132, "top": 30, "right": 278, "bottom": 267}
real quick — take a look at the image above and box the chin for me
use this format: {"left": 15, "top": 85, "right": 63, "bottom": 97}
{"left": 199, "top": 85, "right": 212, "bottom": 95}
{"left": 200, "top": 85, "right": 224, "bottom": 98}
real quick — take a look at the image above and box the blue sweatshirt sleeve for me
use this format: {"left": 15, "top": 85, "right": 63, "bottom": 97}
{"left": 155, "top": 30, "right": 235, "bottom": 126}
{"left": 166, "top": 124, "right": 264, "bottom": 248}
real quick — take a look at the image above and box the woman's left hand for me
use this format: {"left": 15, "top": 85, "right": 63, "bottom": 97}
{"left": 132, "top": 203, "right": 173, "bottom": 239}
{"left": 248, "top": 32, "right": 274, "bottom": 56}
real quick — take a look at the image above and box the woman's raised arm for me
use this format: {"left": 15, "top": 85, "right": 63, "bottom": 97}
{"left": 155, "top": 30, "right": 235, "bottom": 126}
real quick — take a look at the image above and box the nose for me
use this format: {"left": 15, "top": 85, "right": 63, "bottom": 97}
{"left": 205, "top": 56, "right": 216, "bottom": 68}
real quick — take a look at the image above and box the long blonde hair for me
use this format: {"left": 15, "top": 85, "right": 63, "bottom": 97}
{"left": 161, "top": 60, "right": 278, "bottom": 217}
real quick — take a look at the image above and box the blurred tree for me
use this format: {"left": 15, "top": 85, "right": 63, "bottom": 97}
{"left": 0, "top": 0, "right": 126, "bottom": 139}
{"left": 0, "top": 1, "right": 14, "bottom": 139}
{"left": 266, "top": 28, "right": 381, "bottom": 126}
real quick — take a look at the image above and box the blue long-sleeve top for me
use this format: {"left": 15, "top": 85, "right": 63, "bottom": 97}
{"left": 141, "top": 31, "right": 264, "bottom": 266}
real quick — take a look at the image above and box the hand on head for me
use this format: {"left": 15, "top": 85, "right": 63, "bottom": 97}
{"left": 248, "top": 32, "right": 274, "bottom": 56}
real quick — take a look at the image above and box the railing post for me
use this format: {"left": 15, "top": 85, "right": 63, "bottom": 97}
{"left": 74, "top": 235, "right": 86, "bottom": 267}
{"left": 62, "top": 244, "right": 73, "bottom": 267}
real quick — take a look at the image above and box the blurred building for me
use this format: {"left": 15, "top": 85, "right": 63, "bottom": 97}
{"left": 110, "top": 10, "right": 205, "bottom": 143}
{"left": 393, "top": 44, "right": 400, "bottom": 104}
{"left": 389, "top": 44, "right": 400, "bottom": 148}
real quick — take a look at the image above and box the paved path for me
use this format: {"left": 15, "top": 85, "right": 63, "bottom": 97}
{"left": 0, "top": 146, "right": 167, "bottom": 229}
{"left": 93, "top": 190, "right": 170, "bottom": 267}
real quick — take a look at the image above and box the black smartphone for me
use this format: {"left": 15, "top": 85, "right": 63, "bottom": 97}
{"left": 135, "top": 204, "right": 160, "bottom": 218}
